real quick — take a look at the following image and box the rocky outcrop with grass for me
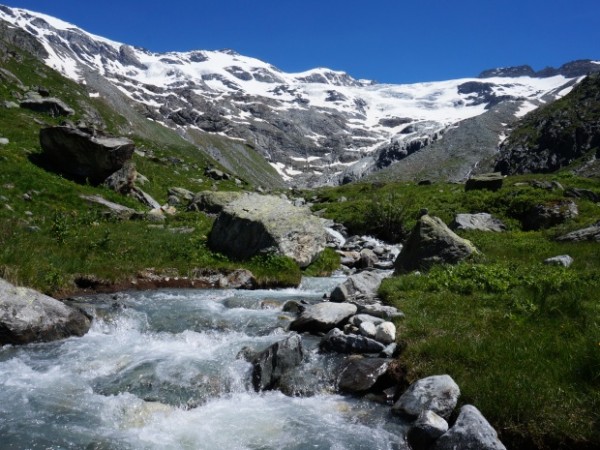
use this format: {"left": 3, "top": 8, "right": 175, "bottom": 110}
{"left": 0, "top": 278, "right": 91, "bottom": 345}
{"left": 394, "top": 215, "right": 478, "bottom": 273}
{"left": 208, "top": 193, "right": 327, "bottom": 267}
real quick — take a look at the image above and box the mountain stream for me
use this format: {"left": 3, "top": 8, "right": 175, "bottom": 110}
{"left": 0, "top": 277, "right": 409, "bottom": 449}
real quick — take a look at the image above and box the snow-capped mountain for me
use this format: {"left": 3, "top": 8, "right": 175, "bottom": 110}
{"left": 1, "top": 5, "right": 598, "bottom": 186}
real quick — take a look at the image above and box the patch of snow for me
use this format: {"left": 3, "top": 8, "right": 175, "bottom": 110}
{"left": 515, "top": 100, "right": 539, "bottom": 118}
{"left": 88, "top": 92, "right": 100, "bottom": 98}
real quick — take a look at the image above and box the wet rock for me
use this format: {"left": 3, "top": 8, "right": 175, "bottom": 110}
{"left": 394, "top": 215, "right": 478, "bottom": 273}
{"left": 407, "top": 410, "right": 449, "bottom": 450}
{"left": 392, "top": 374, "right": 461, "bottom": 419}
{"left": 251, "top": 333, "right": 304, "bottom": 391}
{"left": 358, "top": 248, "right": 378, "bottom": 269}
{"left": 39, "top": 126, "right": 135, "bottom": 184}
{"left": 208, "top": 193, "right": 327, "bottom": 267}
{"left": 522, "top": 200, "right": 578, "bottom": 230}
{"left": 451, "top": 213, "right": 506, "bottom": 232}
{"left": 465, "top": 173, "right": 504, "bottom": 191}
{"left": 557, "top": 220, "right": 600, "bottom": 242}
{"left": 319, "top": 328, "right": 385, "bottom": 354}
{"left": 338, "top": 357, "right": 390, "bottom": 393}
{"left": 289, "top": 302, "right": 357, "bottom": 333}
{"left": 543, "top": 254, "right": 574, "bottom": 267}
{"left": 432, "top": 405, "right": 507, "bottom": 450}
{"left": 330, "top": 271, "right": 383, "bottom": 302}
{"left": 282, "top": 300, "right": 305, "bottom": 314}
{"left": 0, "top": 277, "right": 91, "bottom": 345}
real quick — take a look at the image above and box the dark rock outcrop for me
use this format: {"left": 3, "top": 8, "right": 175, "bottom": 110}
{"left": 521, "top": 200, "right": 578, "bottom": 230}
{"left": 465, "top": 173, "right": 504, "bottom": 191}
{"left": 208, "top": 193, "right": 327, "bottom": 267}
{"left": 495, "top": 74, "right": 600, "bottom": 175}
{"left": 20, "top": 95, "right": 74, "bottom": 116}
{"left": 40, "top": 126, "right": 135, "bottom": 184}
{"left": 250, "top": 333, "right": 304, "bottom": 391}
{"left": 0, "top": 278, "right": 91, "bottom": 345}
{"left": 394, "top": 215, "right": 478, "bottom": 273}
{"left": 407, "top": 410, "right": 449, "bottom": 450}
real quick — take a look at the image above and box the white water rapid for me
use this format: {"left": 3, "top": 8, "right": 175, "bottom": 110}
{"left": 0, "top": 277, "right": 409, "bottom": 449}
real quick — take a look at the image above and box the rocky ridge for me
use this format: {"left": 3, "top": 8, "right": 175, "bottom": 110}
{"left": 0, "top": 6, "right": 594, "bottom": 187}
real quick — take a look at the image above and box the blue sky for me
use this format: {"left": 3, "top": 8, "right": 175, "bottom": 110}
{"left": 3, "top": 0, "right": 599, "bottom": 83}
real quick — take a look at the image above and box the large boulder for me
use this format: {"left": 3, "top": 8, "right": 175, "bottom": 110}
{"left": 394, "top": 215, "right": 478, "bottom": 273}
{"left": 330, "top": 271, "right": 384, "bottom": 303}
{"left": 465, "top": 173, "right": 504, "bottom": 191}
{"left": 392, "top": 374, "right": 461, "bottom": 419}
{"left": 432, "top": 405, "right": 507, "bottom": 450}
{"left": 20, "top": 95, "right": 74, "bottom": 116}
{"left": 451, "top": 213, "right": 506, "bottom": 232}
{"left": 187, "top": 190, "right": 245, "bottom": 213}
{"left": 521, "top": 200, "right": 578, "bottom": 230}
{"left": 0, "top": 278, "right": 91, "bottom": 345}
{"left": 250, "top": 333, "right": 304, "bottom": 391}
{"left": 208, "top": 193, "right": 327, "bottom": 267}
{"left": 40, "top": 126, "right": 135, "bottom": 184}
{"left": 289, "top": 302, "right": 357, "bottom": 333}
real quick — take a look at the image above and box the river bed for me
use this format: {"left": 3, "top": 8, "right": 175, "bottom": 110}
{"left": 0, "top": 277, "right": 409, "bottom": 449}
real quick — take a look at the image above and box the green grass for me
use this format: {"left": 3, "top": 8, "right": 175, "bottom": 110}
{"left": 379, "top": 232, "right": 600, "bottom": 449}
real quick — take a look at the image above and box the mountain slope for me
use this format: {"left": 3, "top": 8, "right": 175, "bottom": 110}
{"left": 495, "top": 73, "right": 600, "bottom": 176}
{"left": 1, "top": 5, "right": 594, "bottom": 186}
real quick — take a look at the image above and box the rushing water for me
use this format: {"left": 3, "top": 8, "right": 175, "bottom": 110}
{"left": 0, "top": 277, "right": 409, "bottom": 449}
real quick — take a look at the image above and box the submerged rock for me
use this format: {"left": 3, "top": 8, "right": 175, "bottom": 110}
{"left": 0, "top": 278, "right": 91, "bottom": 345}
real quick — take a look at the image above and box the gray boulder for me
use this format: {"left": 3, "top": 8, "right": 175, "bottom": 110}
{"left": 338, "top": 357, "right": 390, "bottom": 393}
{"left": 557, "top": 221, "right": 600, "bottom": 242}
{"left": 394, "top": 215, "right": 478, "bottom": 273}
{"left": 103, "top": 161, "right": 137, "bottom": 194}
{"left": 208, "top": 193, "right": 327, "bottom": 267}
{"left": 0, "top": 278, "right": 91, "bottom": 345}
{"left": 357, "top": 248, "right": 378, "bottom": 269}
{"left": 289, "top": 302, "right": 357, "bottom": 333}
{"left": 358, "top": 321, "right": 377, "bottom": 339}
{"left": 522, "top": 200, "right": 578, "bottom": 231}
{"left": 251, "top": 333, "right": 304, "bottom": 391}
{"left": 20, "top": 96, "right": 74, "bottom": 116}
{"left": 330, "top": 271, "right": 384, "bottom": 302}
{"left": 392, "top": 374, "right": 461, "bottom": 419}
{"left": 432, "top": 405, "right": 507, "bottom": 450}
{"left": 80, "top": 194, "right": 136, "bottom": 220}
{"left": 187, "top": 190, "right": 245, "bottom": 213}
{"left": 375, "top": 322, "right": 396, "bottom": 345}
{"left": 465, "top": 173, "right": 504, "bottom": 191}
{"left": 358, "top": 304, "right": 404, "bottom": 320}
{"left": 544, "top": 255, "right": 574, "bottom": 267}
{"left": 349, "top": 314, "right": 386, "bottom": 327}
{"left": 407, "top": 410, "right": 449, "bottom": 450}
{"left": 319, "top": 328, "right": 385, "bottom": 354}
{"left": 451, "top": 213, "right": 506, "bottom": 232}
{"left": 40, "top": 126, "right": 135, "bottom": 184}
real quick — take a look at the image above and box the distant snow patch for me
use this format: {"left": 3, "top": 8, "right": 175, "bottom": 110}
{"left": 88, "top": 92, "right": 100, "bottom": 98}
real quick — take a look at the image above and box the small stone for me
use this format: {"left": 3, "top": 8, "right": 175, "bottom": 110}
{"left": 359, "top": 321, "right": 377, "bottom": 339}
{"left": 408, "top": 410, "right": 449, "bottom": 450}
{"left": 375, "top": 322, "right": 396, "bottom": 344}
{"left": 0, "top": 137, "right": 9, "bottom": 145}
{"left": 543, "top": 255, "right": 574, "bottom": 267}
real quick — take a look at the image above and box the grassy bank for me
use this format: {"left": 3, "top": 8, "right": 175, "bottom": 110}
{"left": 314, "top": 176, "right": 599, "bottom": 449}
